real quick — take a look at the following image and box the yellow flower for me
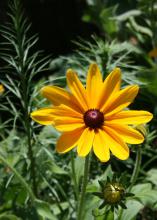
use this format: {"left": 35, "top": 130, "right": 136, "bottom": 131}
{"left": 0, "top": 84, "right": 4, "bottom": 94}
{"left": 31, "top": 64, "right": 153, "bottom": 162}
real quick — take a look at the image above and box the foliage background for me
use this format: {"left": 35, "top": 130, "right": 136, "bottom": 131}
{"left": 0, "top": 0, "right": 157, "bottom": 219}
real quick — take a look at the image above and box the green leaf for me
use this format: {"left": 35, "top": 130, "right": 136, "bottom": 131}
{"left": 50, "top": 162, "right": 68, "bottom": 175}
{"left": 0, "top": 214, "right": 21, "bottom": 220}
{"left": 119, "top": 200, "right": 143, "bottom": 220}
{"left": 92, "top": 208, "right": 114, "bottom": 220}
{"left": 74, "top": 156, "right": 85, "bottom": 185}
{"left": 115, "top": 10, "right": 142, "bottom": 21}
{"left": 131, "top": 183, "right": 157, "bottom": 205}
{"left": 35, "top": 199, "right": 57, "bottom": 220}
{"left": 146, "top": 169, "right": 157, "bottom": 186}
{"left": 129, "top": 17, "right": 152, "bottom": 37}
{"left": 100, "top": 6, "right": 118, "bottom": 35}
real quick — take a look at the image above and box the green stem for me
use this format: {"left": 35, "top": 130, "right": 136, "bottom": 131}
{"left": 53, "top": 179, "right": 75, "bottom": 210}
{"left": 77, "top": 154, "right": 91, "bottom": 220}
{"left": 14, "top": 0, "right": 37, "bottom": 197}
{"left": 25, "top": 115, "right": 38, "bottom": 196}
{"left": 130, "top": 147, "right": 142, "bottom": 187}
{"left": 41, "top": 175, "right": 63, "bottom": 212}
{"left": 71, "top": 152, "right": 79, "bottom": 202}
{"left": 0, "top": 152, "right": 35, "bottom": 202}
{"left": 119, "top": 147, "right": 142, "bottom": 220}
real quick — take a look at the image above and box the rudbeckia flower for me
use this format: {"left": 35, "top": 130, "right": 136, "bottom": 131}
{"left": 31, "top": 64, "right": 153, "bottom": 162}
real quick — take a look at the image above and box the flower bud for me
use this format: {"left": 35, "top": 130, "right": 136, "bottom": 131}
{"left": 103, "top": 182, "right": 125, "bottom": 204}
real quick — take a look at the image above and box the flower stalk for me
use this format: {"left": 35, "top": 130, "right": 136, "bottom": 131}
{"left": 130, "top": 146, "right": 142, "bottom": 187}
{"left": 71, "top": 152, "right": 79, "bottom": 202}
{"left": 77, "top": 154, "right": 91, "bottom": 220}
{"left": 119, "top": 146, "right": 142, "bottom": 219}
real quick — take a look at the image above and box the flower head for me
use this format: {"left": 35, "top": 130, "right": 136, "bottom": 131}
{"left": 31, "top": 63, "right": 153, "bottom": 162}
{"left": 93, "top": 175, "right": 133, "bottom": 210}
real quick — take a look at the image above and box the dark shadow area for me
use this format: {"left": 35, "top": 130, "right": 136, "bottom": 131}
{"left": 0, "top": 0, "right": 98, "bottom": 56}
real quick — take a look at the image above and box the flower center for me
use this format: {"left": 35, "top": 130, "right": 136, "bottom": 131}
{"left": 83, "top": 109, "right": 104, "bottom": 129}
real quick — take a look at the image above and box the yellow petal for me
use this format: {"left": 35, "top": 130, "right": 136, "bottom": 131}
{"left": 66, "top": 69, "right": 89, "bottom": 112}
{"left": 103, "top": 85, "right": 139, "bottom": 116}
{"left": 54, "top": 116, "right": 84, "bottom": 132}
{"left": 86, "top": 63, "right": 103, "bottom": 108}
{"left": 93, "top": 129, "right": 110, "bottom": 162}
{"left": 55, "top": 123, "right": 84, "bottom": 132}
{"left": 31, "top": 108, "right": 55, "bottom": 125}
{"left": 56, "top": 128, "right": 84, "bottom": 153}
{"left": 103, "top": 126, "right": 129, "bottom": 160}
{"left": 77, "top": 128, "right": 95, "bottom": 157}
{"left": 105, "top": 122, "right": 144, "bottom": 144}
{"left": 41, "top": 85, "right": 82, "bottom": 113}
{"left": 106, "top": 110, "right": 153, "bottom": 125}
{"left": 52, "top": 104, "right": 82, "bottom": 119}
{"left": 98, "top": 68, "right": 121, "bottom": 109}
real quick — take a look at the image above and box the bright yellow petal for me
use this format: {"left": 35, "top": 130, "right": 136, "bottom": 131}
{"left": 52, "top": 104, "right": 83, "bottom": 119}
{"left": 41, "top": 85, "right": 82, "bottom": 113}
{"left": 97, "top": 68, "right": 121, "bottom": 109}
{"left": 93, "top": 129, "right": 110, "bottom": 162}
{"left": 86, "top": 63, "right": 103, "bottom": 108}
{"left": 106, "top": 110, "right": 153, "bottom": 125}
{"left": 54, "top": 116, "right": 84, "bottom": 132}
{"left": 66, "top": 69, "right": 89, "bottom": 112}
{"left": 105, "top": 122, "right": 144, "bottom": 144}
{"left": 103, "top": 85, "right": 139, "bottom": 116}
{"left": 56, "top": 128, "right": 84, "bottom": 153}
{"left": 55, "top": 123, "right": 84, "bottom": 132}
{"left": 31, "top": 108, "right": 55, "bottom": 125}
{"left": 103, "top": 126, "right": 129, "bottom": 160}
{"left": 77, "top": 128, "right": 95, "bottom": 157}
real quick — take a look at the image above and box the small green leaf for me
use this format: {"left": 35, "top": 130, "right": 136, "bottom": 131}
{"left": 35, "top": 199, "right": 57, "bottom": 220}
{"left": 0, "top": 214, "right": 21, "bottom": 220}
{"left": 146, "top": 169, "right": 157, "bottom": 186}
{"left": 74, "top": 156, "right": 85, "bottom": 184}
